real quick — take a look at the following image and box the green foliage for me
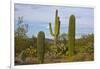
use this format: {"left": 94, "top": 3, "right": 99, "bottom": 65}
{"left": 54, "top": 32, "right": 71, "bottom": 56}
{"left": 15, "top": 15, "right": 94, "bottom": 65}
{"left": 15, "top": 35, "right": 37, "bottom": 58}
{"left": 15, "top": 37, "right": 32, "bottom": 55}
{"left": 49, "top": 9, "right": 60, "bottom": 46}
{"left": 67, "top": 34, "right": 94, "bottom": 61}
{"left": 31, "top": 35, "right": 37, "bottom": 48}
{"left": 66, "top": 53, "right": 93, "bottom": 62}
{"left": 53, "top": 33, "right": 68, "bottom": 56}
{"left": 75, "top": 34, "right": 94, "bottom": 54}
{"left": 37, "top": 31, "right": 45, "bottom": 63}
{"left": 15, "top": 16, "right": 28, "bottom": 38}
{"left": 21, "top": 46, "right": 36, "bottom": 61}
{"left": 68, "top": 15, "right": 75, "bottom": 56}
{"left": 15, "top": 16, "right": 30, "bottom": 57}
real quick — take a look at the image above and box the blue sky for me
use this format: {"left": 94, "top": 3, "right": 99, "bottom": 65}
{"left": 14, "top": 3, "right": 94, "bottom": 39}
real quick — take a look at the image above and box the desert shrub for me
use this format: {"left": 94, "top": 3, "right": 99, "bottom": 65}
{"left": 75, "top": 34, "right": 94, "bottom": 54}
{"left": 15, "top": 38, "right": 30, "bottom": 55}
{"left": 56, "top": 33, "right": 68, "bottom": 56}
{"left": 15, "top": 36, "right": 37, "bottom": 56}
{"left": 65, "top": 34, "right": 94, "bottom": 62}
{"left": 21, "top": 46, "right": 36, "bottom": 61}
{"left": 66, "top": 53, "right": 93, "bottom": 62}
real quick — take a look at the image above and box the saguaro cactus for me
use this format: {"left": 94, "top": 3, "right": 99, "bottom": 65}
{"left": 68, "top": 15, "right": 75, "bottom": 56}
{"left": 37, "top": 31, "right": 45, "bottom": 63}
{"left": 49, "top": 9, "right": 60, "bottom": 46}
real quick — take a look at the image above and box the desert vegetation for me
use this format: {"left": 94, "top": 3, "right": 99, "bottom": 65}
{"left": 15, "top": 10, "right": 94, "bottom": 65}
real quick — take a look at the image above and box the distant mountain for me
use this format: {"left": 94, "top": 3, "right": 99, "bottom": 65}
{"left": 45, "top": 38, "right": 54, "bottom": 43}
{"left": 28, "top": 37, "right": 54, "bottom": 43}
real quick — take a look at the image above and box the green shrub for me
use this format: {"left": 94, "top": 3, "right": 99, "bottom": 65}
{"left": 21, "top": 46, "right": 36, "bottom": 61}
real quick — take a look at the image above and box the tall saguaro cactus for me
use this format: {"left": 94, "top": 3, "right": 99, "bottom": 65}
{"left": 68, "top": 15, "right": 75, "bottom": 56}
{"left": 49, "top": 9, "right": 60, "bottom": 46}
{"left": 37, "top": 31, "right": 45, "bottom": 63}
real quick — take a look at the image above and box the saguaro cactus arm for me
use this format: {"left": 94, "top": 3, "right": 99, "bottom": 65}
{"left": 49, "top": 9, "right": 60, "bottom": 37}
{"left": 49, "top": 22, "right": 54, "bottom": 36}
